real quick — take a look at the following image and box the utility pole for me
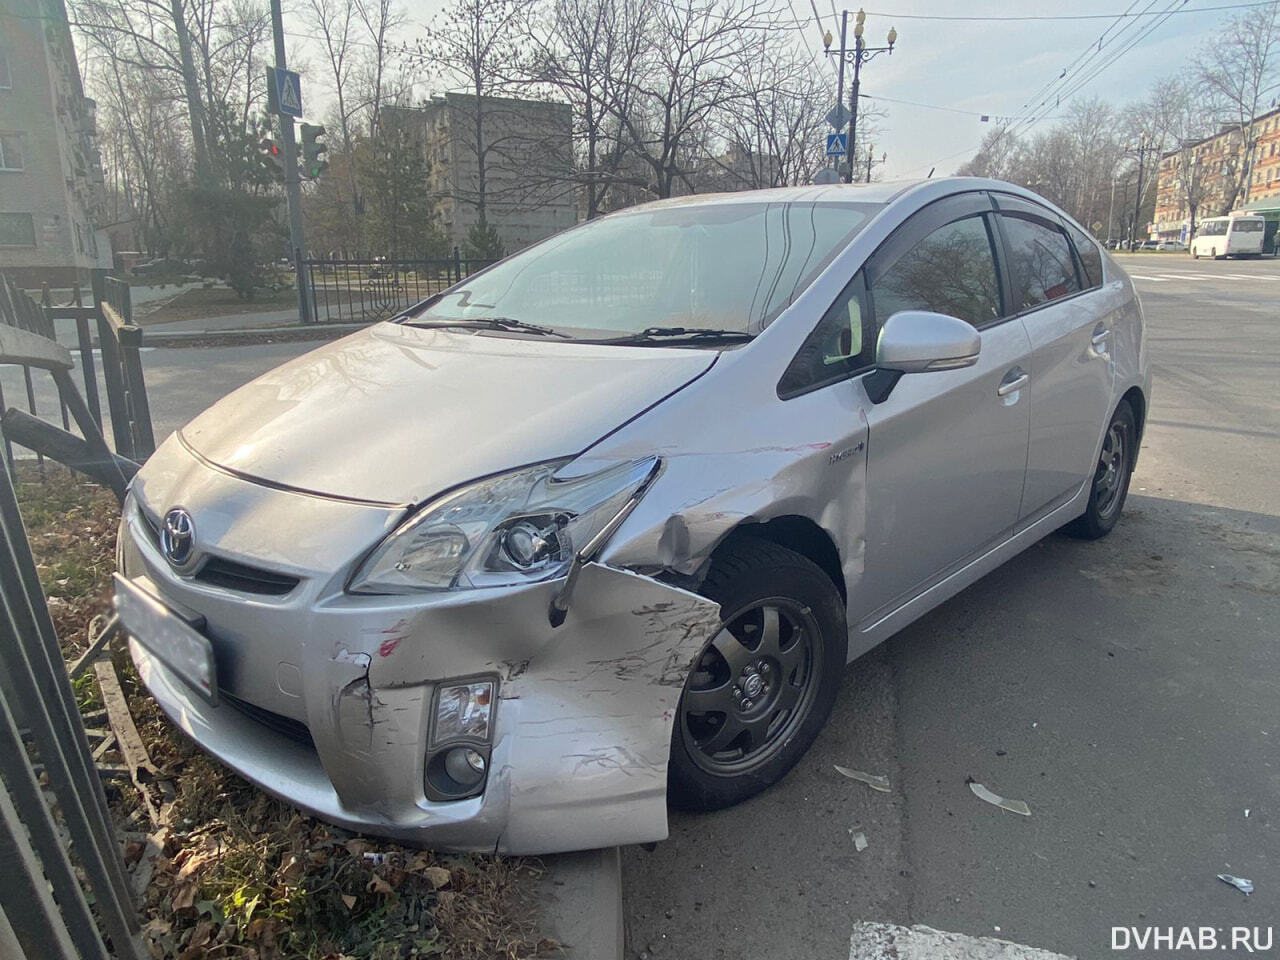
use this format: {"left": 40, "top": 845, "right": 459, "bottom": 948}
{"left": 269, "top": 0, "right": 312, "bottom": 323}
{"left": 1130, "top": 133, "right": 1149, "bottom": 251}
{"left": 1107, "top": 176, "right": 1117, "bottom": 243}
{"left": 825, "top": 10, "right": 896, "bottom": 184}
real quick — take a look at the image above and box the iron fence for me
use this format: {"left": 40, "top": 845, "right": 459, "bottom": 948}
{"left": 0, "top": 453, "right": 145, "bottom": 959}
{"left": 304, "top": 247, "right": 498, "bottom": 324}
{"left": 0, "top": 271, "right": 154, "bottom": 471}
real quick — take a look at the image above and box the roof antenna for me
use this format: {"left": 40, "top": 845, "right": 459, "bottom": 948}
{"left": 927, "top": 167, "right": 935, "bottom": 179}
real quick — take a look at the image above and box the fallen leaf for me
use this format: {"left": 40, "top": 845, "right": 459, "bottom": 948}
{"left": 422, "top": 866, "right": 452, "bottom": 889}
{"left": 341, "top": 893, "right": 357, "bottom": 910}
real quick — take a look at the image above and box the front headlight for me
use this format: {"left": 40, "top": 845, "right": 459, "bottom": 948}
{"left": 348, "top": 457, "right": 659, "bottom": 594}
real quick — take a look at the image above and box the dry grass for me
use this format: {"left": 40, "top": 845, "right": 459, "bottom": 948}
{"left": 14, "top": 465, "right": 556, "bottom": 960}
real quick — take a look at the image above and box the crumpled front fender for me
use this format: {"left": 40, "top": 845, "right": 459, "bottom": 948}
{"left": 353, "top": 564, "right": 722, "bottom": 854}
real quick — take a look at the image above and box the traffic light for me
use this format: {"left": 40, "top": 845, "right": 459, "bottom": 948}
{"left": 260, "top": 137, "right": 285, "bottom": 172}
{"left": 300, "top": 123, "right": 328, "bottom": 179}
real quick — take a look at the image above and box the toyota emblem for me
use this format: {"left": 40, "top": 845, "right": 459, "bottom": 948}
{"left": 161, "top": 507, "right": 197, "bottom": 569}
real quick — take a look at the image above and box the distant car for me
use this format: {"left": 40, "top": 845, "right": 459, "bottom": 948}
{"left": 1156, "top": 240, "right": 1186, "bottom": 251}
{"left": 1137, "top": 240, "right": 1160, "bottom": 251}
{"left": 115, "top": 178, "right": 1150, "bottom": 854}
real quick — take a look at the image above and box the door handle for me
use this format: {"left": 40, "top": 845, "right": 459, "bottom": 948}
{"left": 997, "top": 373, "right": 1029, "bottom": 397}
{"left": 1091, "top": 324, "right": 1110, "bottom": 350}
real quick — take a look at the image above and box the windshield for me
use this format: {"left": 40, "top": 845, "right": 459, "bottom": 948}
{"left": 406, "top": 200, "right": 880, "bottom": 341}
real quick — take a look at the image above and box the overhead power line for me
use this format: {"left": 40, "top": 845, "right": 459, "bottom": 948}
{"left": 851, "top": 0, "right": 1274, "bottom": 21}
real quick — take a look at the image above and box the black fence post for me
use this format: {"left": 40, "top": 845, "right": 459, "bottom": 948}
{"left": 93, "top": 275, "right": 133, "bottom": 459}
{"left": 76, "top": 277, "right": 103, "bottom": 430}
{"left": 453, "top": 245, "right": 462, "bottom": 285}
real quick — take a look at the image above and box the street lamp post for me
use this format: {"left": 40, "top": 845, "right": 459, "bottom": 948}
{"left": 825, "top": 10, "right": 896, "bottom": 184}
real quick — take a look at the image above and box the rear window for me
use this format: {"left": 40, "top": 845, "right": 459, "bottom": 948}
{"left": 1231, "top": 218, "right": 1264, "bottom": 233}
{"left": 998, "top": 213, "right": 1082, "bottom": 312}
{"left": 1063, "top": 222, "right": 1104, "bottom": 288}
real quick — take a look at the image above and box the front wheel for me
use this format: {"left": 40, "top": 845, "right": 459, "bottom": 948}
{"left": 669, "top": 539, "right": 847, "bottom": 811}
{"left": 1064, "top": 400, "right": 1137, "bottom": 540}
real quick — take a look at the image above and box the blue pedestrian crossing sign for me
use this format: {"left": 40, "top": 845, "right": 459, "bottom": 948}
{"left": 826, "top": 133, "right": 848, "bottom": 157}
{"left": 269, "top": 67, "right": 303, "bottom": 119}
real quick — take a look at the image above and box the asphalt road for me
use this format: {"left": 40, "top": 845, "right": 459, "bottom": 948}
{"left": 624, "top": 253, "right": 1280, "bottom": 959}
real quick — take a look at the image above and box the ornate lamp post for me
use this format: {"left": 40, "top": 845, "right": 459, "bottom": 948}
{"left": 824, "top": 10, "right": 897, "bottom": 184}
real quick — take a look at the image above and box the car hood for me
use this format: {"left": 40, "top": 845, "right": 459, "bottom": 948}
{"left": 177, "top": 323, "right": 716, "bottom": 505}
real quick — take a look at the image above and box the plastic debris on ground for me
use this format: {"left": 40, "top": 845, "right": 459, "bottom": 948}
{"left": 851, "top": 830, "right": 868, "bottom": 852}
{"left": 966, "top": 777, "right": 1032, "bottom": 816}
{"left": 834, "top": 765, "right": 891, "bottom": 792}
{"left": 1217, "top": 874, "right": 1254, "bottom": 896}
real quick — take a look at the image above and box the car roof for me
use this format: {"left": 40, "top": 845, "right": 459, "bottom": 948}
{"left": 610, "top": 177, "right": 1074, "bottom": 216}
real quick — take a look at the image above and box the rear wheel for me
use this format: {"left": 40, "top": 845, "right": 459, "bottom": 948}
{"left": 669, "top": 539, "right": 847, "bottom": 811}
{"left": 1064, "top": 400, "right": 1136, "bottom": 540}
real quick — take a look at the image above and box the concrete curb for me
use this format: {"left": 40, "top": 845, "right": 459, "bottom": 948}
{"left": 537, "top": 847, "right": 624, "bottom": 960}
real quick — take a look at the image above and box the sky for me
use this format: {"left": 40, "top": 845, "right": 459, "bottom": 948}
{"left": 279, "top": 0, "right": 1277, "bottom": 181}
{"left": 797, "top": 0, "right": 1266, "bottom": 178}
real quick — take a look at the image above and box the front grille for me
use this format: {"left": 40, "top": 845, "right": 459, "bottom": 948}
{"left": 137, "top": 505, "right": 301, "bottom": 597}
{"left": 197, "top": 558, "right": 300, "bottom": 596}
{"left": 221, "top": 691, "right": 314, "bottom": 748}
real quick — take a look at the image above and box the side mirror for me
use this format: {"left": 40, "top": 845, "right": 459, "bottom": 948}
{"left": 864, "top": 310, "right": 981, "bottom": 403}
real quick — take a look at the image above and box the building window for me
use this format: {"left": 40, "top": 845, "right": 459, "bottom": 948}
{"left": 0, "top": 132, "right": 24, "bottom": 170}
{"left": 0, "top": 212, "right": 36, "bottom": 246}
{"left": 0, "top": 54, "right": 11, "bottom": 90}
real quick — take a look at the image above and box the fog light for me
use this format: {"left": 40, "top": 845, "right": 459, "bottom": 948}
{"left": 444, "top": 747, "right": 486, "bottom": 787}
{"left": 431, "top": 680, "right": 494, "bottom": 746}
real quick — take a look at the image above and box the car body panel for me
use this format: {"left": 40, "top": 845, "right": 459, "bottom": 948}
{"left": 179, "top": 321, "right": 718, "bottom": 505}
{"left": 116, "top": 177, "right": 1151, "bottom": 853}
{"left": 119, "top": 445, "right": 722, "bottom": 854}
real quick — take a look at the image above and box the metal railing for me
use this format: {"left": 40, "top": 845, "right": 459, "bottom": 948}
{"left": 304, "top": 247, "right": 497, "bottom": 324}
{"left": 95, "top": 276, "right": 154, "bottom": 461}
{"left": 0, "top": 272, "right": 154, "bottom": 474}
{"left": 0, "top": 456, "right": 145, "bottom": 959}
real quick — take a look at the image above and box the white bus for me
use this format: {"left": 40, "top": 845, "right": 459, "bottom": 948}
{"left": 1190, "top": 215, "right": 1266, "bottom": 259}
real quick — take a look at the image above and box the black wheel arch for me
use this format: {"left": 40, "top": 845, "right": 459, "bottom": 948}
{"left": 715, "top": 515, "right": 846, "bottom": 606}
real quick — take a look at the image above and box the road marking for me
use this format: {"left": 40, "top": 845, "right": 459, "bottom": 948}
{"left": 1128, "top": 274, "right": 1169, "bottom": 281}
{"left": 850, "top": 922, "right": 1074, "bottom": 960}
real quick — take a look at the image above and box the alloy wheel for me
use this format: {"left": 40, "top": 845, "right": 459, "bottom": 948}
{"left": 680, "top": 599, "right": 819, "bottom": 776}
{"left": 1094, "top": 421, "right": 1129, "bottom": 520}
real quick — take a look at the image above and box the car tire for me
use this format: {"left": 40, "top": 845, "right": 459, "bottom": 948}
{"left": 668, "top": 538, "right": 847, "bottom": 811}
{"left": 1064, "top": 399, "right": 1137, "bottom": 540}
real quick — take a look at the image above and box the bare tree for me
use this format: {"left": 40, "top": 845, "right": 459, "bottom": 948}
{"left": 415, "top": 0, "right": 530, "bottom": 237}
{"left": 1196, "top": 1, "right": 1280, "bottom": 210}
{"left": 523, "top": 0, "right": 647, "bottom": 217}
{"left": 717, "top": 45, "right": 829, "bottom": 189}
{"left": 1147, "top": 76, "right": 1217, "bottom": 236}
{"left": 612, "top": 0, "right": 786, "bottom": 199}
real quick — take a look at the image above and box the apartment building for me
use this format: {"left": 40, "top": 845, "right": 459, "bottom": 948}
{"left": 396, "top": 93, "right": 576, "bottom": 254}
{"left": 0, "top": 0, "right": 111, "bottom": 286}
{"left": 1152, "top": 106, "right": 1280, "bottom": 249}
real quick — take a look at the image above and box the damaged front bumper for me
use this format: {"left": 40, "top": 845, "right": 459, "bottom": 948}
{"left": 118, "top": 489, "right": 721, "bottom": 854}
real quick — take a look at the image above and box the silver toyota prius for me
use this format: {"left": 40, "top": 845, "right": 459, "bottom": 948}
{"left": 115, "top": 177, "right": 1149, "bottom": 855}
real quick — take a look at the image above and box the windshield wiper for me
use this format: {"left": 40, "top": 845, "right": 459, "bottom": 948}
{"left": 598, "top": 326, "right": 754, "bottom": 345}
{"left": 402, "top": 316, "right": 569, "bottom": 338}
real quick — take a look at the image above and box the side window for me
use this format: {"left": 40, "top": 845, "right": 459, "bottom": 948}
{"left": 999, "top": 213, "right": 1082, "bottom": 311}
{"left": 778, "top": 270, "right": 874, "bottom": 397}
{"left": 868, "top": 215, "right": 1002, "bottom": 328}
{"left": 1063, "top": 221, "right": 1103, "bottom": 289}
